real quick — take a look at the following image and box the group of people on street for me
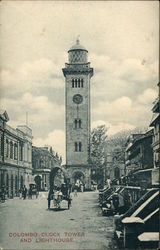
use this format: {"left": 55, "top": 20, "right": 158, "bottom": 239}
{"left": 19, "top": 184, "right": 38, "bottom": 199}
{"left": 0, "top": 185, "right": 28, "bottom": 201}
{"left": 19, "top": 185, "right": 27, "bottom": 199}
{"left": 48, "top": 182, "right": 71, "bottom": 209}
{"left": 74, "top": 179, "right": 84, "bottom": 196}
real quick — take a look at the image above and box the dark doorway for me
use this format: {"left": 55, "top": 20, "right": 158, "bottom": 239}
{"left": 15, "top": 176, "right": 18, "bottom": 196}
{"left": 73, "top": 171, "right": 84, "bottom": 183}
{"left": 20, "top": 176, "right": 23, "bottom": 189}
{"left": 6, "top": 174, "right": 9, "bottom": 197}
{"left": 0, "top": 172, "right": 4, "bottom": 189}
{"left": 11, "top": 175, "right": 13, "bottom": 198}
{"left": 34, "top": 175, "right": 41, "bottom": 191}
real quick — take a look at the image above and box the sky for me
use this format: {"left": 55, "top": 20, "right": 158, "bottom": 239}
{"left": 0, "top": 1, "right": 159, "bottom": 163}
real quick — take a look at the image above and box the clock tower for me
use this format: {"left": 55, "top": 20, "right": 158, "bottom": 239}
{"left": 62, "top": 38, "right": 93, "bottom": 189}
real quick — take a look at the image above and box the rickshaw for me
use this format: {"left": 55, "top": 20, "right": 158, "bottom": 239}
{"left": 48, "top": 167, "right": 71, "bottom": 210}
{"left": 28, "top": 183, "right": 39, "bottom": 199}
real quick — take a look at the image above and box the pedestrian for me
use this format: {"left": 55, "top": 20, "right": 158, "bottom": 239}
{"left": 48, "top": 189, "right": 53, "bottom": 209}
{"left": 1, "top": 185, "right": 5, "bottom": 202}
{"left": 74, "top": 184, "right": 78, "bottom": 197}
{"left": 36, "top": 186, "right": 39, "bottom": 199}
{"left": 81, "top": 184, "right": 84, "bottom": 193}
{"left": 22, "top": 185, "right": 27, "bottom": 200}
{"left": 19, "top": 188, "right": 22, "bottom": 199}
{"left": 68, "top": 183, "right": 72, "bottom": 194}
{"left": 61, "top": 183, "right": 68, "bottom": 197}
{"left": 28, "top": 186, "right": 32, "bottom": 199}
{"left": 106, "top": 177, "right": 111, "bottom": 189}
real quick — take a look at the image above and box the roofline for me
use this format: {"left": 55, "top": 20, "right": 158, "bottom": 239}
{"left": 68, "top": 48, "right": 88, "bottom": 53}
{"left": 126, "top": 133, "right": 153, "bottom": 151}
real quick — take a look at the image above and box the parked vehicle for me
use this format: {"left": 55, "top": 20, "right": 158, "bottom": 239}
{"left": 102, "top": 187, "right": 126, "bottom": 216}
{"left": 138, "top": 232, "right": 159, "bottom": 249}
{"left": 99, "top": 187, "right": 113, "bottom": 206}
{"left": 121, "top": 207, "right": 159, "bottom": 248}
{"left": 114, "top": 188, "right": 159, "bottom": 248}
{"left": 48, "top": 167, "right": 71, "bottom": 210}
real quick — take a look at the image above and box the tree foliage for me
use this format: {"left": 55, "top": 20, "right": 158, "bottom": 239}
{"left": 90, "top": 125, "right": 107, "bottom": 168}
{"left": 106, "top": 126, "right": 148, "bottom": 162}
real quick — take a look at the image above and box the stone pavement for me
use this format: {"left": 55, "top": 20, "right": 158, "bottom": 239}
{"left": 0, "top": 191, "right": 118, "bottom": 250}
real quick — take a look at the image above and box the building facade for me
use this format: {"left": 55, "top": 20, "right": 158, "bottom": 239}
{"left": 150, "top": 97, "right": 160, "bottom": 168}
{"left": 0, "top": 110, "right": 32, "bottom": 198}
{"left": 149, "top": 83, "right": 160, "bottom": 185}
{"left": 32, "top": 146, "right": 62, "bottom": 191}
{"left": 125, "top": 130, "right": 154, "bottom": 187}
{"left": 105, "top": 140, "right": 126, "bottom": 182}
{"left": 62, "top": 38, "right": 93, "bottom": 189}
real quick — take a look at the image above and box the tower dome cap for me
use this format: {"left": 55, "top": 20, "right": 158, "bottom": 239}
{"left": 68, "top": 37, "right": 88, "bottom": 52}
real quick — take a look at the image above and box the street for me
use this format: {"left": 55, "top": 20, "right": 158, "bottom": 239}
{"left": 0, "top": 191, "right": 117, "bottom": 250}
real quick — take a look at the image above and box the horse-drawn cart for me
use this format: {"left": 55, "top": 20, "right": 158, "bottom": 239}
{"left": 48, "top": 167, "right": 71, "bottom": 210}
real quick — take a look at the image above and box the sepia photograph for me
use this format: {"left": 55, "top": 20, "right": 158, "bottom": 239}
{"left": 0, "top": 1, "right": 159, "bottom": 249}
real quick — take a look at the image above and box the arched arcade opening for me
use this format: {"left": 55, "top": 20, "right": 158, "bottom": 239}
{"left": 72, "top": 170, "right": 85, "bottom": 191}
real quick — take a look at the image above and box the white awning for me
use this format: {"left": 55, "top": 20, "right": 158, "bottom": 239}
{"left": 138, "top": 232, "right": 159, "bottom": 242}
{"left": 122, "top": 217, "right": 144, "bottom": 224}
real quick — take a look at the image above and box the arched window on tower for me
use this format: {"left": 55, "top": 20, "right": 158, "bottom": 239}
{"left": 75, "top": 79, "right": 77, "bottom": 88}
{"left": 74, "top": 119, "right": 82, "bottom": 129}
{"left": 79, "top": 142, "right": 82, "bottom": 152}
{"left": 81, "top": 79, "right": 83, "bottom": 88}
{"left": 74, "top": 119, "right": 78, "bottom": 129}
{"left": 75, "top": 142, "right": 78, "bottom": 152}
{"left": 72, "top": 79, "right": 74, "bottom": 88}
{"left": 79, "top": 119, "right": 82, "bottom": 128}
{"left": 78, "top": 79, "right": 81, "bottom": 88}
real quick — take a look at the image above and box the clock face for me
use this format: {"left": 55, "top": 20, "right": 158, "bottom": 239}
{"left": 73, "top": 94, "right": 83, "bottom": 104}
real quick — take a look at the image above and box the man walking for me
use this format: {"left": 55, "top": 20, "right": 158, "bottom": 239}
{"left": 22, "top": 185, "right": 27, "bottom": 200}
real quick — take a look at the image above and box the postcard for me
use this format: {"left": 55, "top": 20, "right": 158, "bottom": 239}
{"left": 0, "top": 1, "right": 159, "bottom": 250}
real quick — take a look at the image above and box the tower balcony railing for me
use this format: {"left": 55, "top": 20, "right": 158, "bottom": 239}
{"left": 65, "top": 62, "right": 91, "bottom": 69}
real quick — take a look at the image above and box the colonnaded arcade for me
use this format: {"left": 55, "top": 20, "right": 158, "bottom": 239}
{"left": 62, "top": 38, "right": 94, "bottom": 189}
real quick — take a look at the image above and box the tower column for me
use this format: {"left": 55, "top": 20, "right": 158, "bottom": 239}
{"left": 62, "top": 39, "right": 94, "bottom": 190}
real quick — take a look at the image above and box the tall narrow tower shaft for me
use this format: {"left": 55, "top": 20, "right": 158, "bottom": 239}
{"left": 62, "top": 39, "right": 93, "bottom": 189}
